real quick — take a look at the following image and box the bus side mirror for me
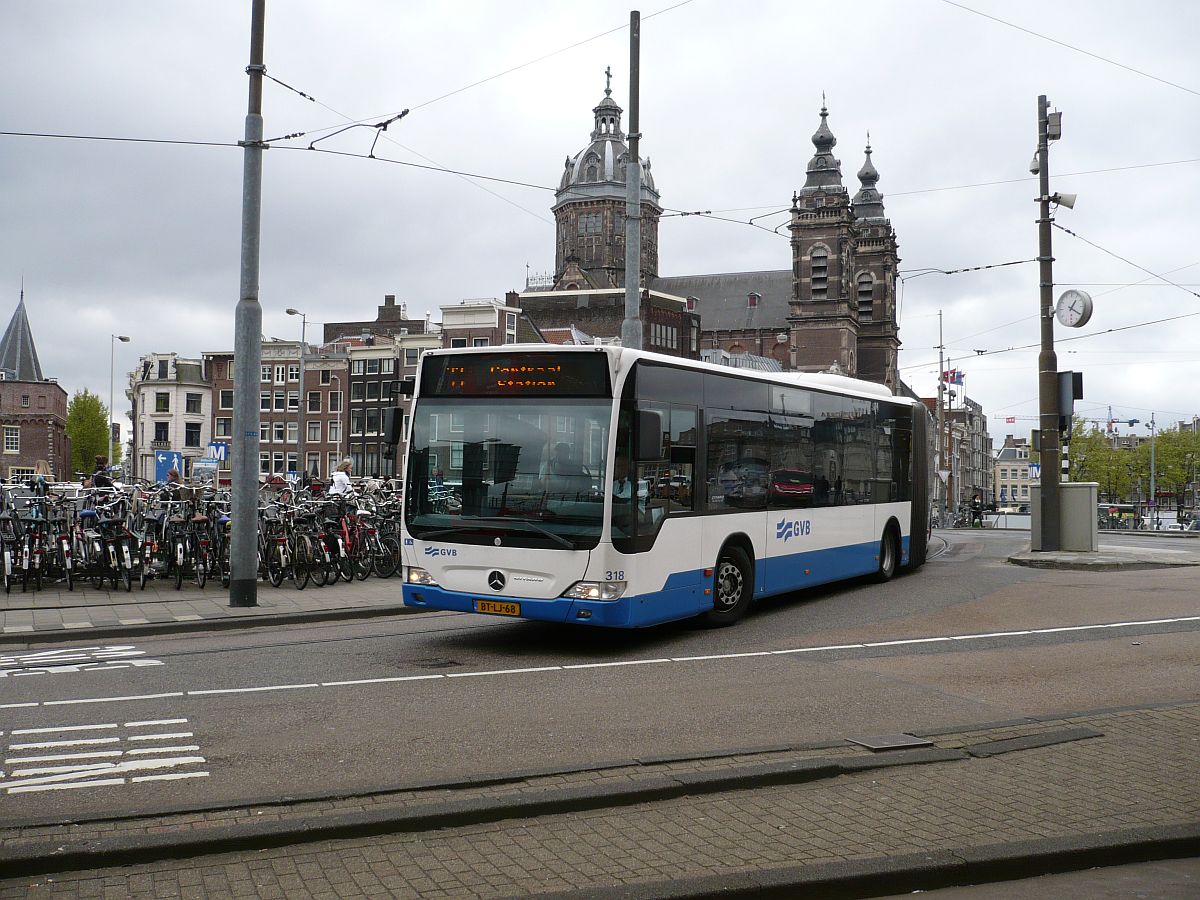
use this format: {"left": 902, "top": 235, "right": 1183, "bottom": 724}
{"left": 399, "top": 376, "right": 415, "bottom": 397}
{"left": 635, "top": 410, "right": 664, "bottom": 461}
{"left": 383, "top": 407, "right": 404, "bottom": 445}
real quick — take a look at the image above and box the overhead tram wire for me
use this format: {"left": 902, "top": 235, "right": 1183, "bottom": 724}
{"left": 938, "top": 0, "right": 1200, "bottom": 99}
{"left": 1052, "top": 223, "right": 1200, "bottom": 300}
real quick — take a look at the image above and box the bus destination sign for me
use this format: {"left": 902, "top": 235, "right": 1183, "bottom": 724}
{"left": 422, "top": 352, "right": 610, "bottom": 397}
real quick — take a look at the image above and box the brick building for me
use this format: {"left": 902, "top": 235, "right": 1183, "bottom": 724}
{"left": 127, "top": 353, "right": 210, "bottom": 481}
{"left": 0, "top": 293, "right": 70, "bottom": 480}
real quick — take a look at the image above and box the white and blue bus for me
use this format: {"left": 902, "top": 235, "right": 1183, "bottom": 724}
{"left": 401, "top": 345, "right": 930, "bottom": 628}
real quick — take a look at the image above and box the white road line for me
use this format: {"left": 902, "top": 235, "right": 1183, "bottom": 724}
{"left": 125, "top": 719, "right": 188, "bottom": 727}
{"left": 127, "top": 733, "right": 193, "bottom": 741}
{"left": 9, "top": 737, "right": 120, "bottom": 750}
{"left": 43, "top": 692, "right": 183, "bottom": 706}
{"left": 5, "top": 751, "right": 124, "bottom": 764}
{"left": 320, "top": 675, "right": 444, "bottom": 687}
{"left": 10, "top": 762, "right": 118, "bottom": 777}
{"left": 1, "top": 756, "right": 206, "bottom": 790}
{"left": 127, "top": 745, "right": 199, "bottom": 755}
{"left": 132, "top": 771, "right": 209, "bottom": 783}
{"left": 12, "top": 724, "right": 117, "bottom": 735}
{"left": 187, "top": 684, "right": 318, "bottom": 696}
{"left": 5, "top": 616, "right": 1198, "bottom": 710}
{"left": 9, "top": 778, "right": 125, "bottom": 793}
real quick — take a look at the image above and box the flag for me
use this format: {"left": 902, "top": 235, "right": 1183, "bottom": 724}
{"left": 953, "top": 370, "right": 965, "bottom": 385}
{"left": 1005, "top": 416, "right": 1016, "bottom": 424}
{"left": 941, "top": 368, "right": 964, "bottom": 386}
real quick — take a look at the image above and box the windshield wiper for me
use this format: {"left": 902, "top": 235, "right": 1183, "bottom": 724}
{"left": 412, "top": 516, "right": 576, "bottom": 550}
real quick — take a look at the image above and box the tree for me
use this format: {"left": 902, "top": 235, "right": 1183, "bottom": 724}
{"left": 67, "top": 389, "right": 109, "bottom": 477}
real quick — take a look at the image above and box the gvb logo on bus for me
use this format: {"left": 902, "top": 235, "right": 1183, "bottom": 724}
{"left": 776, "top": 518, "right": 813, "bottom": 542}
{"left": 424, "top": 547, "right": 457, "bottom": 557}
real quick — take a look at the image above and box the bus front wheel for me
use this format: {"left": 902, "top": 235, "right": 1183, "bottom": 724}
{"left": 702, "top": 546, "right": 753, "bottom": 627}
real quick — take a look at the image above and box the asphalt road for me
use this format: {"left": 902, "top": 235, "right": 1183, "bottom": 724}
{"left": 3, "top": 528, "right": 1197, "bottom": 826}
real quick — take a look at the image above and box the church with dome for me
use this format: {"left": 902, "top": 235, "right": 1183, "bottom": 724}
{"left": 521, "top": 77, "right": 901, "bottom": 391}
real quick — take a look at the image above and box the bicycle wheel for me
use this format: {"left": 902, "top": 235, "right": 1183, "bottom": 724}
{"left": 60, "top": 538, "right": 74, "bottom": 592}
{"left": 290, "top": 536, "right": 310, "bottom": 590}
{"left": 336, "top": 541, "right": 354, "bottom": 582}
{"left": 372, "top": 536, "right": 400, "bottom": 579}
{"left": 173, "top": 540, "right": 184, "bottom": 591}
{"left": 121, "top": 559, "right": 132, "bottom": 592}
{"left": 266, "top": 542, "right": 285, "bottom": 587}
{"left": 194, "top": 544, "right": 207, "bottom": 589}
{"left": 351, "top": 533, "right": 372, "bottom": 581}
{"left": 22, "top": 536, "right": 33, "bottom": 593}
{"left": 90, "top": 540, "right": 106, "bottom": 590}
{"left": 1, "top": 546, "right": 10, "bottom": 595}
{"left": 309, "top": 537, "right": 329, "bottom": 587}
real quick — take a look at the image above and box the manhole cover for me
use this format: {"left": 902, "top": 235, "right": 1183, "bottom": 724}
{"left": 846, "top": 734, "right": 933, "bottom": 751}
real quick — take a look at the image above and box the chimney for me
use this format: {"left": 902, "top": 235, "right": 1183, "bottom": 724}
{"left": 505, "top": 290, "right": 521, "bottom": 309}
{"left": 384, "top": 294, "right": 395, "bottom": 307}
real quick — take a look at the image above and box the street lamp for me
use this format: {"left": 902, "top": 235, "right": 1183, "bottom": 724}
{"left": 1034, "top": 94, "right": 1063, "bottom": 551}
{"left": 286, "top": 308, "right": 307, "bottom": 481}
{"left": 110, "top": 334, "right": 131, "bottom": 470}
{"left": 1147, "top": 414, "right": 1158, "bottom": 528}
{"left": 330, "top": 372, "right": 344, "bottom": 472}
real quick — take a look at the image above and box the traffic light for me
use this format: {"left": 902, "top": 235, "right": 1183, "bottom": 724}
{"left": 1058, "top": 371, "right": 1083, "bottom": 440}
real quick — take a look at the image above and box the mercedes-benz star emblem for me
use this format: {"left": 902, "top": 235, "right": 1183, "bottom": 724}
{"left": 487, "top": 571, "right": 506, "bottom": 591}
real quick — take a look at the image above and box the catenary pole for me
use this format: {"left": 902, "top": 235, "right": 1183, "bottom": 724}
{"left": 621, "top": 10, "right": 643, "bottom": 351}
{"left": 1036, "top": 94, "right": 1061, "bottom": 551}
{"left": 936, "top": 311, "right": 946, "bottom": 526}
{"left": 231, "top": 0, "right": 266, "bottom": 607}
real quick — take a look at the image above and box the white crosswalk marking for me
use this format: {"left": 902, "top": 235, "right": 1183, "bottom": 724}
{"left": 0, "top": 718, "right": 208, "bottom": 794}
{"left": 0, "top": 645, "right": 164, "bottom": 678}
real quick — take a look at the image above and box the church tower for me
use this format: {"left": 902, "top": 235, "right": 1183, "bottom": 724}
{"left": 552, "top": 71, "right": 661, "bottom": 290}
{"left": 850, "top": 138, "right": 901, "bottom": 390}
{"left": 787, "top": 103, "right": 860, "bottom": 374}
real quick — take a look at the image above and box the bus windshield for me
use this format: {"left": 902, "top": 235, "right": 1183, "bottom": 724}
{"left": 405, "top": 398, "right": 612, "bottom": 550}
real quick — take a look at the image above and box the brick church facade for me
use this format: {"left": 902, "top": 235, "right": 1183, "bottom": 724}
{"left": 526, "top": 81, "right": 901, "bottom": 390}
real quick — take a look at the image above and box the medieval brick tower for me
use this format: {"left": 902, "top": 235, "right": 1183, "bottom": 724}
{"left": 552, "top": 73, "right": 662, "bottom": 290}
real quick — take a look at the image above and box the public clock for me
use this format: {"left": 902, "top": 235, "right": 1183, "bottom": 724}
{"left": 1055, "top": 289, "right": 1093, "bottom": 328}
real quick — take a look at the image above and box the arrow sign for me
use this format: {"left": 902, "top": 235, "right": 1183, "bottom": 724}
{"left": 155, "top": 450, "right": 183, "bottom": 482}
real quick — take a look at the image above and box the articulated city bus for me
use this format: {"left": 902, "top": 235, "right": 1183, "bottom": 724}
{"left": 401, "top": 345, "right": 929, "bottom": 628}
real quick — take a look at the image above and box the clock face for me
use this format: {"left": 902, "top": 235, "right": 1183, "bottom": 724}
{"left": 1056, "top": 289, "right": 1093, "bottom": 328}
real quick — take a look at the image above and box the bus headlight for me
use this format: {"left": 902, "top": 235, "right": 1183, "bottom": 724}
{"left": 406, "top": 566, "right": 440, "bottom": 586}
{"left": 561, "top": 581, "right": 626, "bottom": 601}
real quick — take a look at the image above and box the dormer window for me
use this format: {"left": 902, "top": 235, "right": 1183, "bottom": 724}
{"left": 686, "top": 296, "right": 698, "bottom": 312}
{"left": 747, "top": 292, "right": 760, "bottom": 309}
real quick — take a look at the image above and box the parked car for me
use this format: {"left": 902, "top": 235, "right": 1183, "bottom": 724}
{"left": 1162, "top": 522, "right": 1187, "bottom": 532}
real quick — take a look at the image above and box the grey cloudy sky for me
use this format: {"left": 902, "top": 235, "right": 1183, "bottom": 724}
{"left": 2, "top": 0, "right": 1198, "bottom": 445}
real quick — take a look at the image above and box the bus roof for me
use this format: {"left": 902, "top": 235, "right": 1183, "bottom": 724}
{"left": 423, "top": 343, "right": 908, "bottom": 406}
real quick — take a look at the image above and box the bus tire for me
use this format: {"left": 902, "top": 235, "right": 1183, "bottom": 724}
{"left": 874, "top": 526, "right": 899, "bottom": 583}
{"left": 702, "top": 546, "right": 753, "bottom": 627}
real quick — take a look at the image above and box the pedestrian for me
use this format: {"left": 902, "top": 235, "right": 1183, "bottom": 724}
{"left": 91, "top": 455, "right": 113, "bottom": 489}
{"left": 329, "top": 458, "right": 352, "bottom": 496}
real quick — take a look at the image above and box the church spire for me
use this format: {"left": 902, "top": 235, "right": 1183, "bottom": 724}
{"left": 851, "top": 134, "right": 887, "bottom": 220}
{"left": 0, "top": 287, "right": 45, "bottom": 381}
{"left": 801, "top": 99, "right": 844, "bottom": 191}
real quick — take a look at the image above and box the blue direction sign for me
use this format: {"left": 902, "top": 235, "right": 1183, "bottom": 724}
{"left": 155, "top": 450, "right": 183, "bottom": 482}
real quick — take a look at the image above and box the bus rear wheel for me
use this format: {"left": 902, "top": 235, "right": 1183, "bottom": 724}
{"left": 874, "top": 527, "right": 899, "bottom": 583}
{"left": 702, "top": 546, "right": 753, "bottom": 627}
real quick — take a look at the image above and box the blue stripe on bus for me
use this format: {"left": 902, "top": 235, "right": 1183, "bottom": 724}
{"left": 403, "top": 535, "right": 912, "bottom": 628}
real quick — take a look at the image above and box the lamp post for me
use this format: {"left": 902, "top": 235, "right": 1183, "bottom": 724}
{"left": 1147, "top": 413, "right": 1158, "bottom": 528}
{"left": 109, "top": 334, "right": 131, "bottom": 469}
{"left": 286, "top": 308, "right": 307, "bottom": 481}
{"left": 330, "top": 372, "right": 344, "bottom": 476}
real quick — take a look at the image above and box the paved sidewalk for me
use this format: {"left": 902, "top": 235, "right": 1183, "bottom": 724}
{"left": 1008, "top": 541, "right": 1200, "bottom": 571}
{"left": 0, "top": 576, "right": 410, "bottom": 642}
{"left": 1, "top": 701, "right": 1197, "bottom": 897}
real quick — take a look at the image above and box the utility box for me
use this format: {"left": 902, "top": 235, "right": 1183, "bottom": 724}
{"left": 1031, "top": 482, "right": 1099, "bottom": 551}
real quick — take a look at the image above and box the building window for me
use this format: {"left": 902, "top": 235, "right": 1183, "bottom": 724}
{"left": 857, "top": 273, "right": 874, "bottom": 321}
{"left": 185, "top": 393, "right": 202, "bottom": 414}
{"left": 260, "top": 391, "right": 271, "bottom": 412}
{"left": 260, "top": 453, "right": 271, "bottom": 474}
{"left": 287, "top": 364, "right": 300, "bottom": 382}
{"left": 365, "top": 358, "right": 380, "bottom": 375}
{"left": 20, "top": 395, "right": 29, "bottom": 408}
{"left": 220, "top": 389, "right": 234, "bottom": 409}
{"left": 450, "top": 338, "right": 467, "bottom": 348}
{"left": 366, "top": 382, "right": 380, "bottom": 402}
{"left": 3, "top": 427, "right": 18, "bottom": 453}
{"left": 307, "top": 421, "right": 321, "bottom": 442}
{"left": 273, "top": 451, "right": 285, "bottom": 474}
{"left": 472, "top": 337, "right": 489, "bottom": 347}
{"left": 287, "top": 391, "right": 299, "bottom": 411}
{"left": 577, "top": 213, "right": 602, "bottom": 234}
{"left": 351, "top": 382, "right": 365, "bottom": 402}
{"left": 381, "top": 358, "right": 395, "bottom": 374}
{"left": 184, "top": 423, "right": 201, "bottom": 448}
{"left": 327, "top": 451, "right": 339, "bottom": 476}
{"left": 287, "top": 421, "right": 299, "bottom": 443}
{"left": 351, "top": 360, "right": 365, "bottom": 375}
{"left": 686, "top": 296, "right": 697, "bottom": 312}
{"left": 351, "top": 411, "right": 364, "bottom": 436}
{"left": 260, "top": 422, "right": 270, "bottom": 442}
{"left": 273, "top": 391, "right": 285, "bottom": 411}
{"left": 273, "top": 422, "right": 285, "bottom": 443}
{"left": 747, "top": 292, "right": 760, "bottom": 309}
{"left": 381, "top": 381, "right": 393, "bottom": 402}
{"left": 261, "top": 365, "right": 271, "bottom": 383}
{"left": 155, "top": 392, "right": 170, "bottom": 413}
{"left": 328, "top": 391, "right": 342, "bottom": 413}
{"left": 307, "top": 391, "right": 321, "bottom": 413}
{"left": 154, "top": 422, "right": 169, "bottom": 443}
{"left": 275, "top": 365, "right": 286, "bottom": 384}
{"left": 305, "top": 452, "right": 320, "bottom": 477}
{"left": 320, "top": 369, "right": 331, "bottom": 385}
{"left": 328, "top": 420, "right": 341, "bottom": 443}
{"left": 811, "top": 248, "right": 829, "bottom": 300}
{"left": 404, "top": 348, "right": 420, "bottom": 367}
{"left": 216, "top": 418, "right": 232, "bottom": 437}
{"left": 157, "top": 359, "right": 169, "bottom": 379}
{"left": 365, "top": 409, "right": 381, "bottom": 435}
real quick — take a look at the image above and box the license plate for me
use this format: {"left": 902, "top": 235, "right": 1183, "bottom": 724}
{"left": 476, "top": 599, "right": 521, "bottom": 617}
